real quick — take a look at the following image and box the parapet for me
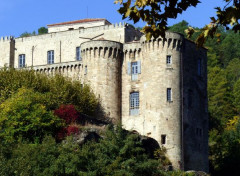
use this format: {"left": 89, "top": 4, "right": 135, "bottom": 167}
{"left": 77, "top": 22, "right": 126, "bottom": 34}
{"left": 0, "top": 36, "right": 14, "bottom": 42}
{"left": 140, "top": 32, "right": 183, "bottom": 51}
{"left": 81, "top": 40, "right": 123, "bottom": 59}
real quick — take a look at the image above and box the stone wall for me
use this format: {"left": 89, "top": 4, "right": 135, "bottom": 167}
{"left": 13, "top": 22, "right": 132, "bottom": 68}
{"left": 81, "top": 40, "right": 123, "bottom": 122}
{"left": 182, "top": 40, "right": 209, "bottom": 172}
{"left": 0, "top": 36, "right": 14, "bottom": 68}
{"left": 121, "top": 32, "right": 184, "bottom": 169}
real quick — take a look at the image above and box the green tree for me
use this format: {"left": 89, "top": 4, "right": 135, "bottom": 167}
{"left": 0, "top": 69, "right": 98, "bottom": 116}
{"left": 0, "top": 88, "right": 63, "bottom": 143}
{"left": 208, "top": 66, "right": 236, "bottom": 129}
{"left": 19, "top": 31, "right": 33, "bottom": 37}
{"left": 0, "top": 126, "right": 190, "bottom": 176}
{"left": 38, "top": 27, "right": 48, "bottom": 35}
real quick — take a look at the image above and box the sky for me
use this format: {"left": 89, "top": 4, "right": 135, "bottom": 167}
{"left": 0, "top": 0, "right": 225, "bottom": 37}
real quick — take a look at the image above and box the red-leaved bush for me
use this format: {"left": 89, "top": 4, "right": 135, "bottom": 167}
{"left": 66, "top": 125, "right": 79, "bottom": 136}
{"left": 57, "top": 125, "right": 79, "bottom": 140}
{"left": 54, "top": 105, "right": 79, "bottom": 124}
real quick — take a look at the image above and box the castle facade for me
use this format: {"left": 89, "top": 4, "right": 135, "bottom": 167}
{"left": 0, "top": 18, "right": 208, "bottom": 172}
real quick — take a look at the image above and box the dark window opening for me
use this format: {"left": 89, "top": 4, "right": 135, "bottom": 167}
{"left": 167, "top": 88, "right": 172, "bottom": 102}
{"left": 161, "top": 135, "right": 166, "bottom": 144}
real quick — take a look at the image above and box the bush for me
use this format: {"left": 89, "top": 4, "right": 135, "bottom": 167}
{"left": 54, "top": 105, "right": 79, "bottom": 124}
{"left": 0, "top": 68, "right": 98, "bottom": 115}
{"left": 0, "top": 88, "right": 63, "bottom": 143}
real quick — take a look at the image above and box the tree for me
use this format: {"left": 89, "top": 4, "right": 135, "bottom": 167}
{"left": 38, "top": 27, "right": 48, "bottom": 35}
{"left": 0, "top": 88, "right": 63, "bottom": 143}
{"left": 115, "top": 0, "right": 240, "bottom": 46}
{"left": 19, "top": 32, "right": 33, "bottom": 37}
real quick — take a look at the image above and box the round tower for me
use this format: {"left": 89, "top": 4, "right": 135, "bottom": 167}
{"left": 81, "top": 40, "right": 123, "bottom": 122}
{"left": 121, "top": 32, "right": 184, "bottom": 169}
{"left": 141, "top": 32, "right": 184, "bottom": 169}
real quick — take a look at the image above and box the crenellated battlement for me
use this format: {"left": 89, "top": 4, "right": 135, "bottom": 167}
{"left": 81, "top": 40, "right": 123, "bottom": 59}
{"left": 140, "top": 32, "right": 183, "bottom": 51}
{"left": 0, "top": 36, "right": 14, "bottom": 42}
{"left": 123, "top": 42, "right": 142, "bottom": 59}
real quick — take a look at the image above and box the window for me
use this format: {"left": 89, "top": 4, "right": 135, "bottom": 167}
{"left": 161, "top": 135, "right": 166, "bottom": 144}
{"left": 47, "top": 50, "right": 54, "bottom": 64}
{"left": 19, "top": 54, "right": 25, "bottom": 68}
{"left": 84, "top": 65, "right": 87, "bottom": 75}
{"left": 130, "top": 92, "right": 139, "bottom": 115}
{"left": 197, "top": 58, "right": 202, "bottom": 76}
{"left": 128, "top": 61, "right": 141, "bottom": 81}
{"left": 166, "top": 55, "right": 172, "bottom": 65}
{"left": 76, "top": 47, "right": 81, "bottom": 61}
{"left": 167, "top": 88, "right": 172, "bottom": 102}
{"left": 131, "top": 62, "right": 138, "bottom": 80}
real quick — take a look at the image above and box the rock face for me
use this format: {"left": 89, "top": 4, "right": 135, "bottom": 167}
{"left": 0, "top": 18, "right": 208, "bottom": 172}
{"left": 72, "top": 129, "right": 101, "bottom": 145}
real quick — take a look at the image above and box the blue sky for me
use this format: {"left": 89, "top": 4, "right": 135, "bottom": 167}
{"left": 0, "top": 0, "right": 225, "bottom": 37}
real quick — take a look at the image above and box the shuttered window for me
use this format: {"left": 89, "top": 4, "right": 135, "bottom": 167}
{"left": 127, "top": 61, "right": 141, "bottom": 81}
{"left": 130, "top": 92, "right": 139, "bottom": 115}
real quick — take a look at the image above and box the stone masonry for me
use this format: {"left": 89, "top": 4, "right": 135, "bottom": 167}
{"left": 0, "top": 18, "right": 208, "bottom": 172}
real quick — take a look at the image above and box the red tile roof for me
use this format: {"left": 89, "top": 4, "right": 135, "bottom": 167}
{"left": 47, "top": 18, "right": 110, "bottom": 27}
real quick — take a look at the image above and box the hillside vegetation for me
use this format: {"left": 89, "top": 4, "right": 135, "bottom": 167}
{"left": 0, "top": 69, "right": 191, "bottom": 176}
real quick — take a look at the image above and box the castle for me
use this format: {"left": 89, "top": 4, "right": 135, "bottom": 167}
{"left": 0, "top": 18, "right": 208, "bottom": 172}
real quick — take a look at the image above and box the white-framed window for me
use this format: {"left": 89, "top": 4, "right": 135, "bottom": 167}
{"left": 76, "top": 47, "right": 81, "bottom": 61}
{"left": 47, "top": 50, "right": 54, "bottom": 64}
{"left": 197, "top": 58, "right": 202, "bottom": 76}
{"left": 166, "top": 55, "right": 172, "bottom": 65}
{"left": 128, "top": 61, "right": 141, "bottom": 81}
{"left": 19, "top": 54, "right": 25, "bottom": 68}
{"left": 130, "top": 92, "right": 139, "bottom": 115}
{"left": 167, "top": 88, "right": 172, "bottom": 102}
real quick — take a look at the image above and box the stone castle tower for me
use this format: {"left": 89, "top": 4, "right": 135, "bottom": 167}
{"left": 0, "top": 18, "right": 208, "bottom": 172}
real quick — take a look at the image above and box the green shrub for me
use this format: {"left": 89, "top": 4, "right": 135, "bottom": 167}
{"left": 0, "top": 68, "right": 98, "bottom": 115}
{"left": 0, "top": 88, "right": 63, "bottom": 143}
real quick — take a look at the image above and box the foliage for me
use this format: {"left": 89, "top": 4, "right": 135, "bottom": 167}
{"left": 0, "top": 88, "right": 63, "bottom": 143}
{"left": 38, "top": 27, "right": 48, "bottom": 35}
{"left": 115, "top": 0, "right": 240, "bottom": 46}
{"left": 0, "top": 126, "right": 191, "bottom": 176}
{"left": 115, "top": 0, "right": 199, "bottom": 41}
{"left": 20, "top": 31, "right": 36, "bottom": 37}
{"left": 20, "top": 27, "right": 48, "bottom": 37}
{"left": 209, "top": 119, "right": 240, "bottom": 176}
{"left": 54, "top": 105, "right": 80, "bottom": 124}
{"left": 0, "top": 68, "right": 98, "bottom": 115}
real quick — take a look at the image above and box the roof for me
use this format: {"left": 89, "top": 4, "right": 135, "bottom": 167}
{"left": 47, "top": 18, "right": 110, "bottom": 27}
